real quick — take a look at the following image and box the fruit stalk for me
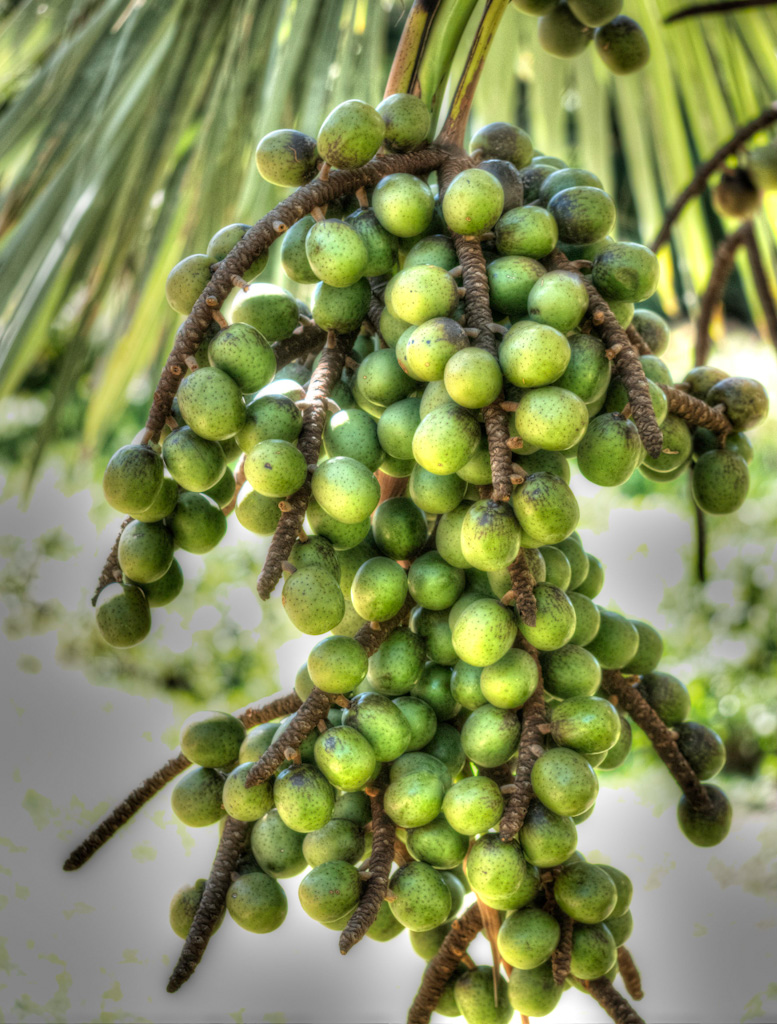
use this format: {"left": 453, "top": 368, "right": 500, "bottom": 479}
{"left": 353, "top": 594, "right": 416, "bottom": 657}
{"left": 383, "top": 0, "right": 445, "bottom": 99}
{"left": 244, "top": 688, "right": 333, "bottom": 787}
{"left": 541, "top": 869, "right": 574, "bottom": 985}
{"left": 499, "top": 658, "right": 547, "bottom": 841}
{"left": 506, "top": 550, "right": 538, "bottom": 626}
{"left": 91, "top": 516, "right": 132, "bottom": 606}
{"left": 695, "top": 222, "right": 751, "bottom": 366}
{"left": 617, "top": 946, "right": 644, "bottom": 1001}
{"left": 272, "top": 322, "right": 327, "bottom": 372}
{"left": 578, "top": 975, "right": 646, "bottom": 1024}
{"left": 407, "top": 902, "right": 484, "bottom": 1024}
{"left": 167, "top": 815, "right": 251, "bottom": 993}
{"left": 741, "top": 222, "right": 777, "bottom": 352}
{"left": 659, "top": 384, "right": 733, "bottom": 436}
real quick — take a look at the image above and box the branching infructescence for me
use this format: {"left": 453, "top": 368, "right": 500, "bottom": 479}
{"left": 617, "top": 946, "right": 644, "bottom": 1001}
{"left": 244, "top": 687, "right": 332, "bottom": 787}
{"left": 354, "top": 594, "right": 416, "bottom": 657}
{"left": 272, "top": 322, "right": 327, "bottom": 372}
{"left": 741, "top": 222, "right": 777, "bottom": 353}
{"left": 601, "top": 671, "right": 712, "bottom": 810}
{"left": 438, "top": 154, "right": 515, "bottom": 501}
{"left": 547, "top": 250, "right": 663, "bottom": 459}
{"left": 500, "top": 642, "right": 546, "bottom": 842}
{"left": 167, "top": 816, "right": 251, "bottom": 993}
{"left": 660, "top": 384, "right": 733, "bottom": 436}
{"left": 695, "top": 223, "right": 751, "bottom": 366}
{"left": 579, "top": 976, "right": 646, "bottom": 1024}
{"left": 91, "top": 515, "right": 132, "bottom": 606}
{"left": 503, "top": 549, "right": 537, "bottom": 626}
{"left": 339, "top": 788, "right": 396, "bottom": 954}
{"left": 63, "top": 691, "right": 302, "bottom": 871}
{"left": 407, "top": 902, "right": 484, "bottom": 1024}
{"left": 257, "top": 332, "right": 354, "bottom": 599}
{"left": 651, "top": 102, "right": 777, "bottom": 250}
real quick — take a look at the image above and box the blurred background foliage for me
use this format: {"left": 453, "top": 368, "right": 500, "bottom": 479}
{"left": 0, "top": 0, "right": 776, "bottom": 798}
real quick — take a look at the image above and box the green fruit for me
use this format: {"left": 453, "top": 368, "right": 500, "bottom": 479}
{"left": 132, "top": 476, "right": 178, "bottom": 523}
{"left": 351, "top": 557, "right": 408, "bottom": 622}
{"left": 586, "top": 609, "right": 638, "bottom": 669}
{"left": 470, "top": 122, "right": 533, "bottom": 168}
{"left": 282, "top": 565, "right": 345, "bottom": 634}
{"left": 236, "top": 490, "right": 282, "bottom": 535}
{"left": 231, "top": 283, "right": 299, "bottom": 342}
{"left": 461, "top": 702, "right": 521, "bottom": 767}
{"left": 239, "top": 723, "right": 278, "bottom": 764}
{"left": 520, "top": 799, "right": 577, "bottom": 867}
{"left": 165, "top": 254, "right": 213, "bottom": 316}
{"left": 547, "top": 186, "right": 615, "bottom": 245}
{"left": 413, "top": 403, "right": 481, "bottom": 475}
{"left": 499, "top": 320, "right": 571, "bottom": 388}
{"left": 391, "top": 751, "right": 452, "bottom": 790}
{"left": 245, "top": 439, "right": 307, "bottom": 498}
{"left": 103, "top": 444, "right": 165, "bottom": 516}
{"left": 452, "top": 598, "right": 518, "bottom": 668}
{"left": 410, "top": 923, "right": 451, "bottom": 960}
{"left": 250, "top": 808, "right": 306, "bottom": 877}
{"left": 594, "top": 16, "right": 650, "bottom": 74}
{"left": 487, "top": 256, "right": 546, "bottom": 319}
{"left": 299, "top": 860, "right": 361, "bottom": 922}
{"left": 385, "top": 265, "right": 459, "bottom": 324}
{"left": 226, "top": 872, "right": 287, "bottom": 933}
{"left": 372, "top": 173, "right": 435, "bottom": 237}
{"left": 538, "top": 3, "right": 593, "bottom": 56}
{"left": 640, "top": 413, "right": 692, "bottom": 474}
{"left": 208, "top": 323, "right": 275, "bottom": 393}
{"left": 554, "top": 333, "right": 611, "bottom": 404}
{"left": 636, "top": 671, "right": 690, "bottom": 725}
{"left": 207, "top": 223, "right": 267, "bottom": 280}
{"left": 518, "top": 162, "right": 557, "bottom": 202}
{"left": 528, "top": 270, "right": 590, "bottom": 333}
{"left": 598, "top": 716, "right": 632, "bottom": 770}
{"left": 498, "top": 908, "right": 561, "bottom": 969}
{"left": 373, "top": 496, "right": 428, "bottom": 559}
{"left": 460, "top": 500, "right": 522, "bottom": 572}
{"left": 675, "top": 722, "right": 726, "bottom": 780}
{"left": 255, "top": 128, "right": 318, "bottom": 185}
{"left": 514, "top": 386, "right": 589, "bottom": 451}
{"left": 170, "top": 767, "right": 224, "bottom": 827}
{"left": 424, "top": 722, "right": 466, "bottom": 777}
{"left": 466, "top": 833, "right": 526, "bottom": 899}
{"left": 342, "top": 691, "right": 412, "bottom": 761}
{"left": 444, "top": 348, "right": 502, "bottom": 409}
{"left": 377, "top": 92, "right": 431, "bottom": 151}
{"left": 358, "top": 347, "right": 416, "bottom": 406}
{"left": 623, "top": 619, "right": 663, "bottom": 674}
{"left": 168, "top": 492, "right": 226, "bottom": 553}
{"left": 408, "top": 551, "right": 466, "bottom": 611}
{"left": 180, "top": 710, "right": 245, "bottom": 768}
{"left": 537, "top": 546, "right": 572, "bottom": 590}
{"left": 389, "top": 861, "right": 452, "bottom": 931}
{"left": 640, "top": 354, "right": 673, "bottom": 387}
{"left": 274, "top": 764, "right": 334, "bottom": 833}
{"left": 507, "top": 962, "right": 563, "bottom": 1016}
{"left": 442, "top": 168, "right": 504, "bottom": 236}
{"left": 677, "top": 784, "right": 732, "bottom": 846}
{"left": 495, "top": 206, "right": 558, "bottom": 259}
{"left": 570, "top": 922, "right": 617, "bottom": 978}
{"left": 518, "top": 583, "right": 576, "bottom": 651}
{"left": 307, "top": 636, "right": 368, "bottom": 694}
{"left": 287, "top": 535, "right": 340, "bottom": 582}
{"left": 480, "top": 648, "right": 539, "bottom": 709}
{"left": 511, "top": 472, "right": 579, "bottom": 545}
{"left": 684, "top": 365, "right": 729, "bottom": 399}
{"left": 280, "top": 215, "right": 318, "bottom": 283}
{"left": 632, "top": 308, "right": 669, "bottom": 355}
{"left": 305, "top": 218, "right": 368, "bottom": 287}
{"left": 221, "top": 764, "right": 273, "bottom": 821}
{"left": 307, "top": 497, "right": 371, "bottom": 550}
{"left": 118, "top": 519, "right": 174, "bottom": 584}
{"left": 135, "top": 558, "right": 183, "bottom": 608}
{"left": 592, "top": 242, "right": 658, "bottom": 302}
{"left": 539, "top": 168, "right": 603, "bottom": 205}
{"left": 692, "top": 449, "right": 750, "bottom": 514}
{"left": 605, "top": 909, "right": 633, "bottom": 946}
{"left": 95, "top": 583, "right": 151, "bottom": 648}
{"left": 375, "top": 400, "right": 420, "bottom": 463}
{"left": 457, "top": 435, "right": 492, "bottom": 486}
{"left": 693, "top": 427, "right": 753, "bottom": 464}
{"left": 367, "top": 626, "right": 425, "bottom": 696}
{"left": 317, "top": 99, "right": 384, "bottom": 169}
{"left": 332, "top": 791, "right": 372, "bottom": 827}
{"left": 454, "top": 967, "right": 512, "bottom": 1024}
{"left": 436, "top": 502, "right": 473, "bottom": 568}
{"left": 411, "top": 664, "right": 460, "bottom": 721}
{"left": 532, "top": 746, "right": 599, "bottom": 816}
{"left": 392, "top": 697, "right": 439, "bottom": 751}
{"left": 450, "top": 660, "right": 486, "bottom": 711}
{"left": 555, "top": 862, "right": 617, "bottom": 923}
{"left": 177, "top": 367, "right": 245, "bottom": 441}
{"left": 577, "top": 413, "right": 642, "bottom": 486}
{"left": 314, "top": 725, "right": 377, "bottom": 791}
{"left": 403, "top": 234, "right": 459, "bottom": 272}
{"left": 541, "top": 644, "right": 601, "bottom": 698}
{"left": 170, "top": 878, "right": 225, "bottom": 939}
{"left": 406, "top": 816, "right": 470, "bottom": 870}
{"left": 574, "top": 556, "right": 604, "bottom": 601}
{"left": 385, "top": 771, "right": 445, "bottom": 829}
{"left": 204, "top": 465, "right": 234, "bottom": 507}
{"left": 442, "top": 776, "right": 504, "bottom": 835}
{"left": 311, "top": 456, "right": 380, "bottom": 524}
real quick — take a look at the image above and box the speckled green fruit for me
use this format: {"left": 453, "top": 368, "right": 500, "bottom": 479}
{"left": 538, "top": 546, "right": 571, "bottom": 589}
{"left": 302, "top": 818, "right": 365, "bottom": 868}
{"left": 317, "top": 99, "right": 384, "bottom": 168}
{"left": 520, "top": 800, "right": 577, "bottom": 867}
{"left": 442, "top": 168, "right": 504, "bottom": 236}
{"left": 598, "top": 716, "right": 631, "bottom": 770}
{"left": 443, "top": 348, "right": 502, "bottom": 409}
{"left": 692, "top": 449, "right": 749, "bottom": 515}
{"left": 231, "top": 283, "right": 299, "bottom": 342}
{"left": 454, "top": 967, "right": 512, "bottom": 1024}
{"left": 170, "top": 879, "right": 225, "bottom": 939}
{"left": 226, "top": 872, "right": 287, "bottom": 934}
{"left": 342, "top": 692, "right": 412, "bottom": 761}
{"left": 103, "top": 445, "right": 164, "bottom": 515}
{"left": 519, "top": 584, "right": 576, "bottom": 651}
{"left": 282, "top": 565, "right": 345, "bottom": 634}
{"left": 570, "top": 922, "right": 617, "bottom": 979}
{"left": 498, "top": 907, "right": 561, "bottom": 970}
{"left": 313, "top": 725, "right": 377, "bottom": 791}
{"left": 461, "top": 703, "right": 521, "bottom": 768}
{"left": 407, "top": 551, "right": 465, "bottom": 612}
{"left": 640, "top": 354, "right": 672, "bottom": 388}
{"left": 208, "top": 323, "right": 275, "bottom": 393}
{"left": 577, "top": 413, "right": 642, "bottom": 486}
{"left": 480, "top": 648, "right": 539, "bottom": 709}
{"left": 574, "top": 554, "right": 604, "bottom": 600}
{"left": 457, "top": 436, "right": 492, "bottom": 486}
{"left": 441, "top": 776, "right": 503, "bottom": 836}
{"left": 693, "top": 428, "right": 753, "bottom": 464}
{"left": 404, "top": 318, "right": 467, "bottom": 382}
{"left": 367, "top": 627, "right": 425, "bottom": 696}
{"left": 548, "top": 186, "right": 615, "bottom": 245}
{"left": 406, "top": 815, "right": 470, "bottom": 870}
{"left": 595, "top": 15, "right": 649, "bottom": 74}
{"left": 404, "top": 236, "right": 458, "bottom": 274}
{"left": 412, "top": 403, "right": 481, "bottom": 475}
{"left": 585, "top": 609, "right": 638, "bottom": 669}
{"left": 95, "top": 583, "right": 151, "bottom": 648}
{"left": 254, "top": 128, "right": 318, "bottom": 185}
{"left": 622, "top": 620, "right": 663, "bottom": 674}
{"left": 371, "top": 172, "right": 435, "bottom": 237}
{"left": 677, "top": 784, "right": 732, "bottom": 846}
{"left": 244, "top": 438, "right": 307, "bottom": 499}
{"left": 507, "top": 962, "right": 563, "bottom": 1016}
{"left": 307, "top": 497, "right": 371, "bottom": 550}
{"left": 410, "top": 923, "right": 451, "bottom": 960}
{"left": 377, "top": 92, "right": 431, "bottom": 151}
{"left": 165, "top": 254, "right": 212, "bottom": 316}
{"left": 238, "top": 394, "right": 303, "bottom": 452}
{"left": 470, "top": 122, "right": 533, "bottom": 168}
{"left": 514, "top": 386, "right": 589, "bottom": 451}
{"left": 221, "top": 763, "right": 273, "bottom": 821}
{"left": 180, "top": 710, "right": 245, "bottom": 768}
{"left": 162, "top": 427, "right": 224, "bottom": 492}
{"left": 684, "top": 365, "right": 728, "bottom": 399}
{"left": 391, "top": 751, "right": 452, "bottom": 790}
{"left": 311, "top": 456, "right": 380, "bottom": 524}
{"left": 135, "top": 557, "right": 183, "bottom": 608}
{"left": 511, "top": 473, "right": 579, "bottom": 546}
{"left": 273, "top": 763, "right": 334, "bottom": 833}
{"left": 207, "top": 223, "right": 267, "bottom": 280}
{"left": 286, "top": 535, "right": 340, "bottom": 583}
{"left": 459, "top": 501, "right": 521, "bottom": 573}
{"left": 307, "top": 636, "right": 368, "bottom": 694}
{"left": 632, "top": 308, "right": 669, "bottom": 355}
{"left": 449, "top": 661, "right": 486, "bottom": 711}
{"left": 480, "top": 158, "right": 525, "bottom": 210}
{"left": 675, "top": 723, "right": 726, "bottom": 780}
{"left": 118, "top": 520, "right": 174, "bottom": 585}
{"left": 385, "top": 265, "right": 459, "bottom": 324}
{"left": 236, "top": 490, "right": 282, "bottom": 535}
{"left": 519, "top": 162, "right": 557, "bottom": 202}
{"left": 487, "top": 256, "right": 546, "bottom": 319}
{"left": 636, "top": 671, "right": 690, "bottom": 725}
{"left": 540, "top": 644, "right": 601, "bottom": 699}
{"left": 250, "top": 808, "right": 306, "bottom": 877}
{"left": 467, "top": 833, "right": 526, "bottom": 899}
{"left": 168, "top": 492, "right": 226, "bottom": 553}
{"left": 350, "top": 557, "right": 407, "bottom": 622}
{"left": 539, "top": 168, "right": 603, "bottom": 206}
{"left": 411, "top": 664, "right": 460, "bottom": 721}
{"left": 389, "top": 861, "right": 452, "bottom": 932}
{"left": 435, "top": 503, "right": 472, "bottom": 568}
{"left": 374, "top": 496, "right": 428, "bottom": 559}
{"left": 568, "top": 0, "right": 623, "bottom": 24}
{"left": 358, "top": 348, "right": 416, "bottom": 408}
{"left": 392, "top": 697, "right": 439, "bottom": 751}
{"left": 499, "top": 320, "right": 570, "bottom": 389}
{"left": 591, "top": 242, "right": 658, "bottom": 302}
{"left": 280, "top": 215, "right": 318, "bottom": 283}
{"left": 556, "top": 538, "right": 588, "bottom": 590}
{"left": 532, "top": 746, "right": 599, "bottom": 816}
{"left": 424, "top": 723, "right": 466, "bottom": 778}
{"left": 299, "top": 859, "right": 361, "bottom": 923}
{"left": 495, "top": 206, "right": 558, "bottom": 259}
{"left": 132, "top": 475, "right": 178, "bottom": 524}
{"left": 238, "top": 723, "right": 277, "bottom": 765}
{"left": 177, "top": 367, "right": 245, "bottom": 441}
{"left": 305, "top": 219, "right": 368, "bottom": 287}
{"left": 640, "top": 413, "right": 692, "bottom": 474}
{"left": 384, "top": 772, "right": 445, "bottom": 829}
{"left": 707, "top": 376, "right": 770, "bottom": 431}
{"left": 170, "top": 767, "right": 224, "bottom": 827}
{"left": 528, "top": 270, "right": 589, "bottom": 332}
{"left": 452, "top": 598, "right": 518, "bottom": 669}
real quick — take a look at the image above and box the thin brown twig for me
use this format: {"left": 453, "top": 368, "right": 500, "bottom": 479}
{"left": 354, "top": 594, "right": 416, "bottom": 658}
{"left": 665, "top": 0, "right": 777, "bottom": 25}
{"left": 407, "top": 903, "right": 483, "bottom": 1024}
{"left": 339, "top": 788, "right": 397, "bottom": 954}
{"left": 695, "top": 224, "right": 751, "bottom": 365}
{"left": 660, "top": 384, "right": 733, "bottom": 435}
{"left": 272, "top": 323, "right": 327, "bottom": 372}
{"left": 500, "top": 640, "right": 547, "bottom": 842}
{"left": 244, "top": 688, "right": 332, "bottom": 787}
{"left": 651, "top": 103, "right": 777, "bottom": 250}
{"left": 617, "top": 946, "right": 644, "bottom": 1001}
{"left": 741, "top": 221, "right": 777, "bottom": 352}
{"left": 579, "top": 976, "right": 646, "bottom": 1024}
{"left": 223, "top": 454, "right": 246, "bottom": 517}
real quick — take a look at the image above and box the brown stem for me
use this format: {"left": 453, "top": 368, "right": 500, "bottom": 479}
{"left": 244, "top": 688, "right": 332, "bottom": 787}
{"left": 383, "top": 0, "right": 444, "bottom": 98}
{"left": 273, "top": 323, "right": 327, "bottom": 372}
{"left": 626, "top": 324, "right": 651, "bottom": 355}
{"left": 500, "top": 642, "right": 547, "bottom": 842}
{"left": 353, "top": 594, "right": 416, "bottom": 658}
{"left": 547, "top": 250, "right": 663, "bottom": 458}
{"left": 695, "top": 224, "right": 750, "bottom": 365}
{"left": 508, "top": 550, "right": 537, "bottom": 627}
{"left": 617, "top": 946, "right": 644, "bottom": 1001}
{"left": 695, "top": 500, "right": 707, "bottom": 584}
{"left": 579, "top": 976, "right": 646, "bottom": 1024}
{"left": 256, "top": 332, "right": 353, "bottom": 600}
{"left": 339, "top": 788, "right": 397, "bottom": 954}
{"left": 167, "top": 816, "right": 251, "bottom": 992}
{"left": 660, "top": 384, "right": 733, "bottom": 435}
{"left": 407, "top": 903, "right": 483, "bottom": 1024}
{"left": 394, "top": 836, "right": 414, "bottom": 868}
{"left": 62, "top": 691, "right": 302, "bottom": 871}
{"left": 741, "top": 222, "right": 777, "bottom": 352}
{"left": 92, "top": 516, "right": 132, "bottom": 605}
{"left": 600, "top": 671, "right": 712, "bottom": 810}
{"left": 222, "top": 454, "right": 246, "bottom": 517}
{"left": 552, "top": 912, "right": 574, "bottom": 986}
{"left": 651, "top": 103, "right": 777, "bottom": 250}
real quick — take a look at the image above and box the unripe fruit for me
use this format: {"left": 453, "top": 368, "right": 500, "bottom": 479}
{"left": 165, "top": 254, "right": 213, "bottom": 316}
{"left": 103, "top": 445, "right": 163, "bottom": 515}
{"left": 95, "top": 583, "right": 151, "bottom": 648}
{"left": 372, "top": 173, "right": 435, "bottom": 237}
{"left": 255, "top": 129, "right": 318, "bottom": 185}
{"left": 377, "top": 92, "right": 431, "bottom": 151}
{"left": 317, "top": 99, "right": 384, "bottom": 169}
{"left": 442, "top": 168, "right": 504, "bottom": 235}
{"left": 177, "top": 367, "right": 246, "bottom": 441}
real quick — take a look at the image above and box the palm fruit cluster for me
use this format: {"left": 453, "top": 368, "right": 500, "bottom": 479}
{"left": 92, "top": 90, "right": 768, "bottom": 1023}
{"left": 512, "top": 0, "right": 649, "bottom": 74}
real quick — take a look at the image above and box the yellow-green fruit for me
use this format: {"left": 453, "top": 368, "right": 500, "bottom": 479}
{"left": 165, "top": 254, "right": 212, "bottom": 316}
{"left": 177, "top": 367, "right": 246, "bottom": 441}
{"left": 95, "top": 583, "right": 151, "bottom": 648}
{"left": 317, "top": 99, "right": 384, "bottom": 169}
{"left": 377, "top": 92, "right": 431, "bottom": 151}
{"left": 255, "top": 129, "right": 319, "bottom": 185}
{"left": 103, "top": 444, "right": 163, "bottom": 515}
{"left": 442, "top": 168, "right": 504, "bottom": 236}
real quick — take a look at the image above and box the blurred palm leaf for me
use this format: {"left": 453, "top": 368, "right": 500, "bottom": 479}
{"left": 1, "top": 0, "right": 776, "bottom": 466}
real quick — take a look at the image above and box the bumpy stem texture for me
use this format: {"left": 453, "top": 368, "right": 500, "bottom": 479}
{"left": 552, "top": 911, "right": 574, "bottom": 986}
{"left": 695, "top": 223, "right": 750, "bottom": 365}
{"left": 601, "top": 671, "right": 712, "bottom": 810}
{"left": 547, "top": 250, "right": 663, "bottom": 458}
{"left": 143, "top": 147, "right": 445, "bottom": 442}
{"left": 660, "top": 384, "right": 733, "bottom": 435}
{"left": 244, "top": 687, "right": 332, "bottom": 787}
{"left": 257, "top": 332, "right": 352, "bottom": 600}
{"left": 272, "top": 323, "right": 326, "bottom": 372}
{"left": 508, "top": 549, "right": 537, "bottom": 626}
{"left": 617, "top": 946, "right": 644, "bottom": 1001}
{"left": 579, "top": 976, "right": 646, "bottom": 1024}
{"left": 63, "top": 691, "right": 302, "bottom": 870}
{"left": 92, "top": 516, "right": 132, "bottom": 605}
{"left": 438, "top": 154, "right": 514, "bottom": 500}
{"left": 167, "top": 816, "right": 251, "bottom": 992}
{"left": 354, "top": 594, "right": 416, "bottom": 657}
{"left": 500, "top": 641, "right": 546, "bottom": 842}
{"left": 339, "top": 789, "right": 397, "bottom": 954}
{"left": 407, "top": 902, "right": 483, "bottom": 1024}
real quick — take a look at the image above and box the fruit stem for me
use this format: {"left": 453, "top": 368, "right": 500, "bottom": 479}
{"left": 383, "top": 0, "right": 445, "bottom": 99}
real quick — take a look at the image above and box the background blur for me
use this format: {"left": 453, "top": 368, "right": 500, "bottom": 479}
{"left": 1, "top": 0, "right": 776, "bottom": 1021}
